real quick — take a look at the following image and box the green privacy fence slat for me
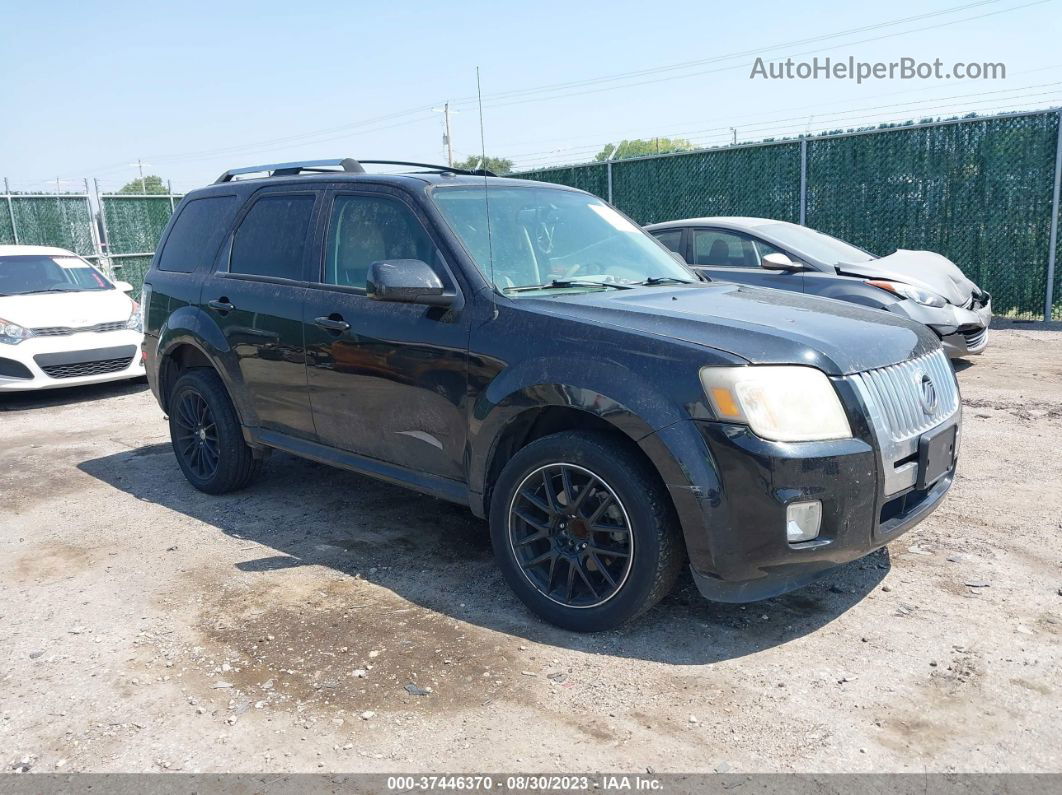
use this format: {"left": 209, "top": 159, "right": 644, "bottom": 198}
{"left": 611, "top": 144, "right": 802, "bottom": 224}
{"left": 107, "top": 256, "right": 153, "bottom": 301}
{"left": 806, "top": 113, "right": 1059, "bottom": 321}
{"left": 4, "top": 196, "right": 95, "bottom": 254}
{"left": 0, "top": 201, "right": 14, "bottom": 244}
{"left": 513, "top": 110, "right": 1062, "bottom": 320}
{"left": 516, "top": 163, "right": 609, "bottom": 199}
{"left": 101, "top": 196, "right": 175, "bottom": 255}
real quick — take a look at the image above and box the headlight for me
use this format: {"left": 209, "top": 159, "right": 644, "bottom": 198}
{"left": 700, "top": 366, "right": 852, "bottom": 442}
{"left": 127, "top": 300, "right": 143, "bottom": 332}
{"left": 865, "top": 279, "right": 947, "bottom": 308}
{"left": 0, "top": 317, "right": 32, "bottom": 345}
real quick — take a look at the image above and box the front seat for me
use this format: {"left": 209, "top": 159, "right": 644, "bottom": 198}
{"left": 707, "top": 239, "right": 730, "bottom": 266}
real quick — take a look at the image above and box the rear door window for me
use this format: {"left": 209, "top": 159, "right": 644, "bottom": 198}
{"left": 229, "top": 194, "right": 316, "bottom": 280}
{"left": 158, "top": 195, "right": 237, "bottom": 273}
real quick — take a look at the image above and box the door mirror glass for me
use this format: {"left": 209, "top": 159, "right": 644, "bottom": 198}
{"left": 366, "top": 259, "right": 452, "bottom": 306}
{"left": 114, "top": 280, "right": 134, "bottom": 293}
{"left": 761, "top": 252, "right": 801, "bottom": 271}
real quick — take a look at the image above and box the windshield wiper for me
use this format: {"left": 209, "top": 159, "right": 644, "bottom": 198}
{"left": 22, "top": 287, "right": 83, "bottom": 294}
{"left": 640, "top": 276, "right": 696, "bottom": 286}
{"left": 504, "top": 279, "right": 635, "bottom": 293}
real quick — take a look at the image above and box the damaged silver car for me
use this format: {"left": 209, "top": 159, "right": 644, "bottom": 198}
{"left": 647, "top": 217, "right": 992, "bottom": 358}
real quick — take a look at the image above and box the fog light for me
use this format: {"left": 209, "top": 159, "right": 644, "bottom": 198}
{"left": 786, "top": 500, "right": 822, "bottom": 543}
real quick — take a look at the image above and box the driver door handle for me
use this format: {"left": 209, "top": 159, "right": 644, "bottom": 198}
{"left": 207, "top": 298, "right": 235, "bottom": 313}
{"left": 314, "top": 316, "right": 351, "bottom": 332}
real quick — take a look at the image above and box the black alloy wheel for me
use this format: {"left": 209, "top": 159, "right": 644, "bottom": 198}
{"left": 508, "top": 463, "right": 634, "bottom": 609}
{"left": 167, "top": 368, "right": 261, "bottom": 494}
{"left": 172, "top": 390, "right": 220, "bottom": 481}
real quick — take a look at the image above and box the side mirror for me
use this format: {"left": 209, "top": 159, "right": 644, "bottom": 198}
{"left": 366, "top": 259, "right": 453, "bottom": 307}
{"left": 114, "top": 280, "right": 134, "bottom": 293}
{"left": 761, "top": 252, "right": 801, "bottom": 272}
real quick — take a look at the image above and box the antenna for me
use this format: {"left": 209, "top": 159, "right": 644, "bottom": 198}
{"left": 476, "top": 66, "right": 498, "bottom": 319}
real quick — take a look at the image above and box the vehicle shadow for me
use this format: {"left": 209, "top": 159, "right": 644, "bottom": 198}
{"left": 78, "top": 444, "right": 889, "bottom": 665}
{"left": 0, "top": 377, "right": 148, "bottom": 413}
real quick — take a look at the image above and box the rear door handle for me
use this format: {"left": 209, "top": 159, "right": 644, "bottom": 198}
{"left": 208, "top": 299, "right": 235, "bottom": 313}
{"left": 314, "top": 316, "right": 350, "bottom": 332}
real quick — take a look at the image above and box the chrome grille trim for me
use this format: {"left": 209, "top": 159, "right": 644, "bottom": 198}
{"left": 852, "top": 350, "right": 958, "bottom": 443}
{"left": 30, "top": 321, "right": 127, "bottom": 337}
{"left": 848, "top": 349, "right": 961, "bottom": 496}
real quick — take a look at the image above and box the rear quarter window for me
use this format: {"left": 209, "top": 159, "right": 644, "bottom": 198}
{"left": 157, "top": 195, "right": 238, "bottom": 273}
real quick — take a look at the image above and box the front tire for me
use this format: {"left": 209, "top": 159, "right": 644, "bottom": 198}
{"left": 489, "top": 431, "right": 684, "bottom": 632}
{"left": 168, "top": 369, "right": 260, "bottom": 494}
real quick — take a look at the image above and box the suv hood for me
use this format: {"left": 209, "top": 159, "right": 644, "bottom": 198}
{"left": 533, "top": 282, "right": 938, "bottom": 376}
{"left": 836, "top": 249, "right": 979, "bottom": 306}
{"left": 0, "top": 290, "right": 133, "bottom": 329}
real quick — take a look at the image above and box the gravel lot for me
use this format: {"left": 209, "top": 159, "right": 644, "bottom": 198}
{"left": 2, "top": 324, "right": 1060, "bottom": 774}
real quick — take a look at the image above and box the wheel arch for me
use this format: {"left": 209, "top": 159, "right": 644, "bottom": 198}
{"left": 154, "top": 309, "right": 254, "bottom": 428}
{"left": 471, "top": 388, "right": 684, "bottom": 524}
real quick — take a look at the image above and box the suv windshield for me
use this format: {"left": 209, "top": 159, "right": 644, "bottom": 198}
{"left": 431, "top": 185, "right": 695, "bottom": 293}
{"left": 758, "top": 223, "right": 876, "bottom": 267}
{"left": 0, "top": 255, "right": 113, "bottom": 296}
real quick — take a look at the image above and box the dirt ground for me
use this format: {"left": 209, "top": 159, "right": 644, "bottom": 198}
{"left": 2, "top": 323, "right": 1060, "bottom": 775}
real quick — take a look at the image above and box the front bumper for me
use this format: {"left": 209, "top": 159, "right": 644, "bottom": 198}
{"left": 891, "top": 298, "right": 992, "bottom": 358}
{"left": 0, "top": 330, "right": 145, "bottom": 392}
{"left": 651, "top": 412, "right": 958, "bottom": 603}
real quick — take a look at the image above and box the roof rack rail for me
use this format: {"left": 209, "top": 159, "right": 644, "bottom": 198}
{"left": 214, "top": 158, "right": 366, "bottom": 183}
{"left": 357, "top": 160, "right": 497, "bottom": 177}
{"left": 213, "top": 158, "right": 498, "bottom": 184}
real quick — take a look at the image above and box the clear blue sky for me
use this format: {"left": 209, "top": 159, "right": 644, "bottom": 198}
{"left": 1, "top": 0, "right": 1059, "bottom": 192}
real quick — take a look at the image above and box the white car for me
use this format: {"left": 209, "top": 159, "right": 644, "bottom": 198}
{"left": 0, "top": 245, "right": 145, "bottom": 392}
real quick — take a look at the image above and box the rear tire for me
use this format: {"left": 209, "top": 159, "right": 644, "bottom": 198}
{"left": 168, "top": 369, "right": 260, "bottom": 494}
{"left": 489, "top": 431, "right": 684, "bottom": 632}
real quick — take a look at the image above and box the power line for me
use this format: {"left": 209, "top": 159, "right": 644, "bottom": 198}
{"left": 483, "top": 61, "right": 1062, "bottom": 158}
{"left": 450, "top": 0, "right": 1010, "bottom": 106}
{"left": 49, "top": 0, "right": 1055, "bottom": 184}
{"left": 514, "top": 96, "right": 1062, "bottom": 168}
{"left": 470, "top": 0, "right": 1052, "bottom": 112}
{"left": 505, "top": 79, "right": 1062, "bottom": 162}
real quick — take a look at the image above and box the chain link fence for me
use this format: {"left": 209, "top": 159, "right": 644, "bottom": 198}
{"left": 4, "top": 108, "right": 1061, "bottom": 317}
{"left": 517, "top": 109, "right": 1062, "bottom": 321}
{"left": 0, "top": 188, "right": 180, "bottom": 299}
{"left": 0, "top": 194, "right": 98, "bottom": 255}
{"left": 99, "top": 195, "right": 180, "bottom": 298}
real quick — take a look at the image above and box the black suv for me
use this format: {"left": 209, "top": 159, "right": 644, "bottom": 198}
{"left": 142, "top": 158, "right": 961, "bottom": 632}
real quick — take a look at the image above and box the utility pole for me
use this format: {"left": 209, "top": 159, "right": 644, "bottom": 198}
{"left": 444, "top": 102, "right": 453, "bottom": 168}
{"left": 432, "top": 103, "right": 456, "bottom": 167}
{"left": 730, "top": 127, "right": 737, "bottom": 145}
{"left": 128, "top": 160, "right": 151, "bottom": 193}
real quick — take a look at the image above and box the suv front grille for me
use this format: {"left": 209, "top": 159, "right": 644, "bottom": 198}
{"left": 848, "top": 349, "right": 961, "bottom": 497}
{"left": 31, "top": 321, "right": 127, "bottom": 337}
{"left": 40, "top": 356, "right": 133, "bottom": 379}
{"left": 850, "top": 349, "right": 958, "bottom": 443}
